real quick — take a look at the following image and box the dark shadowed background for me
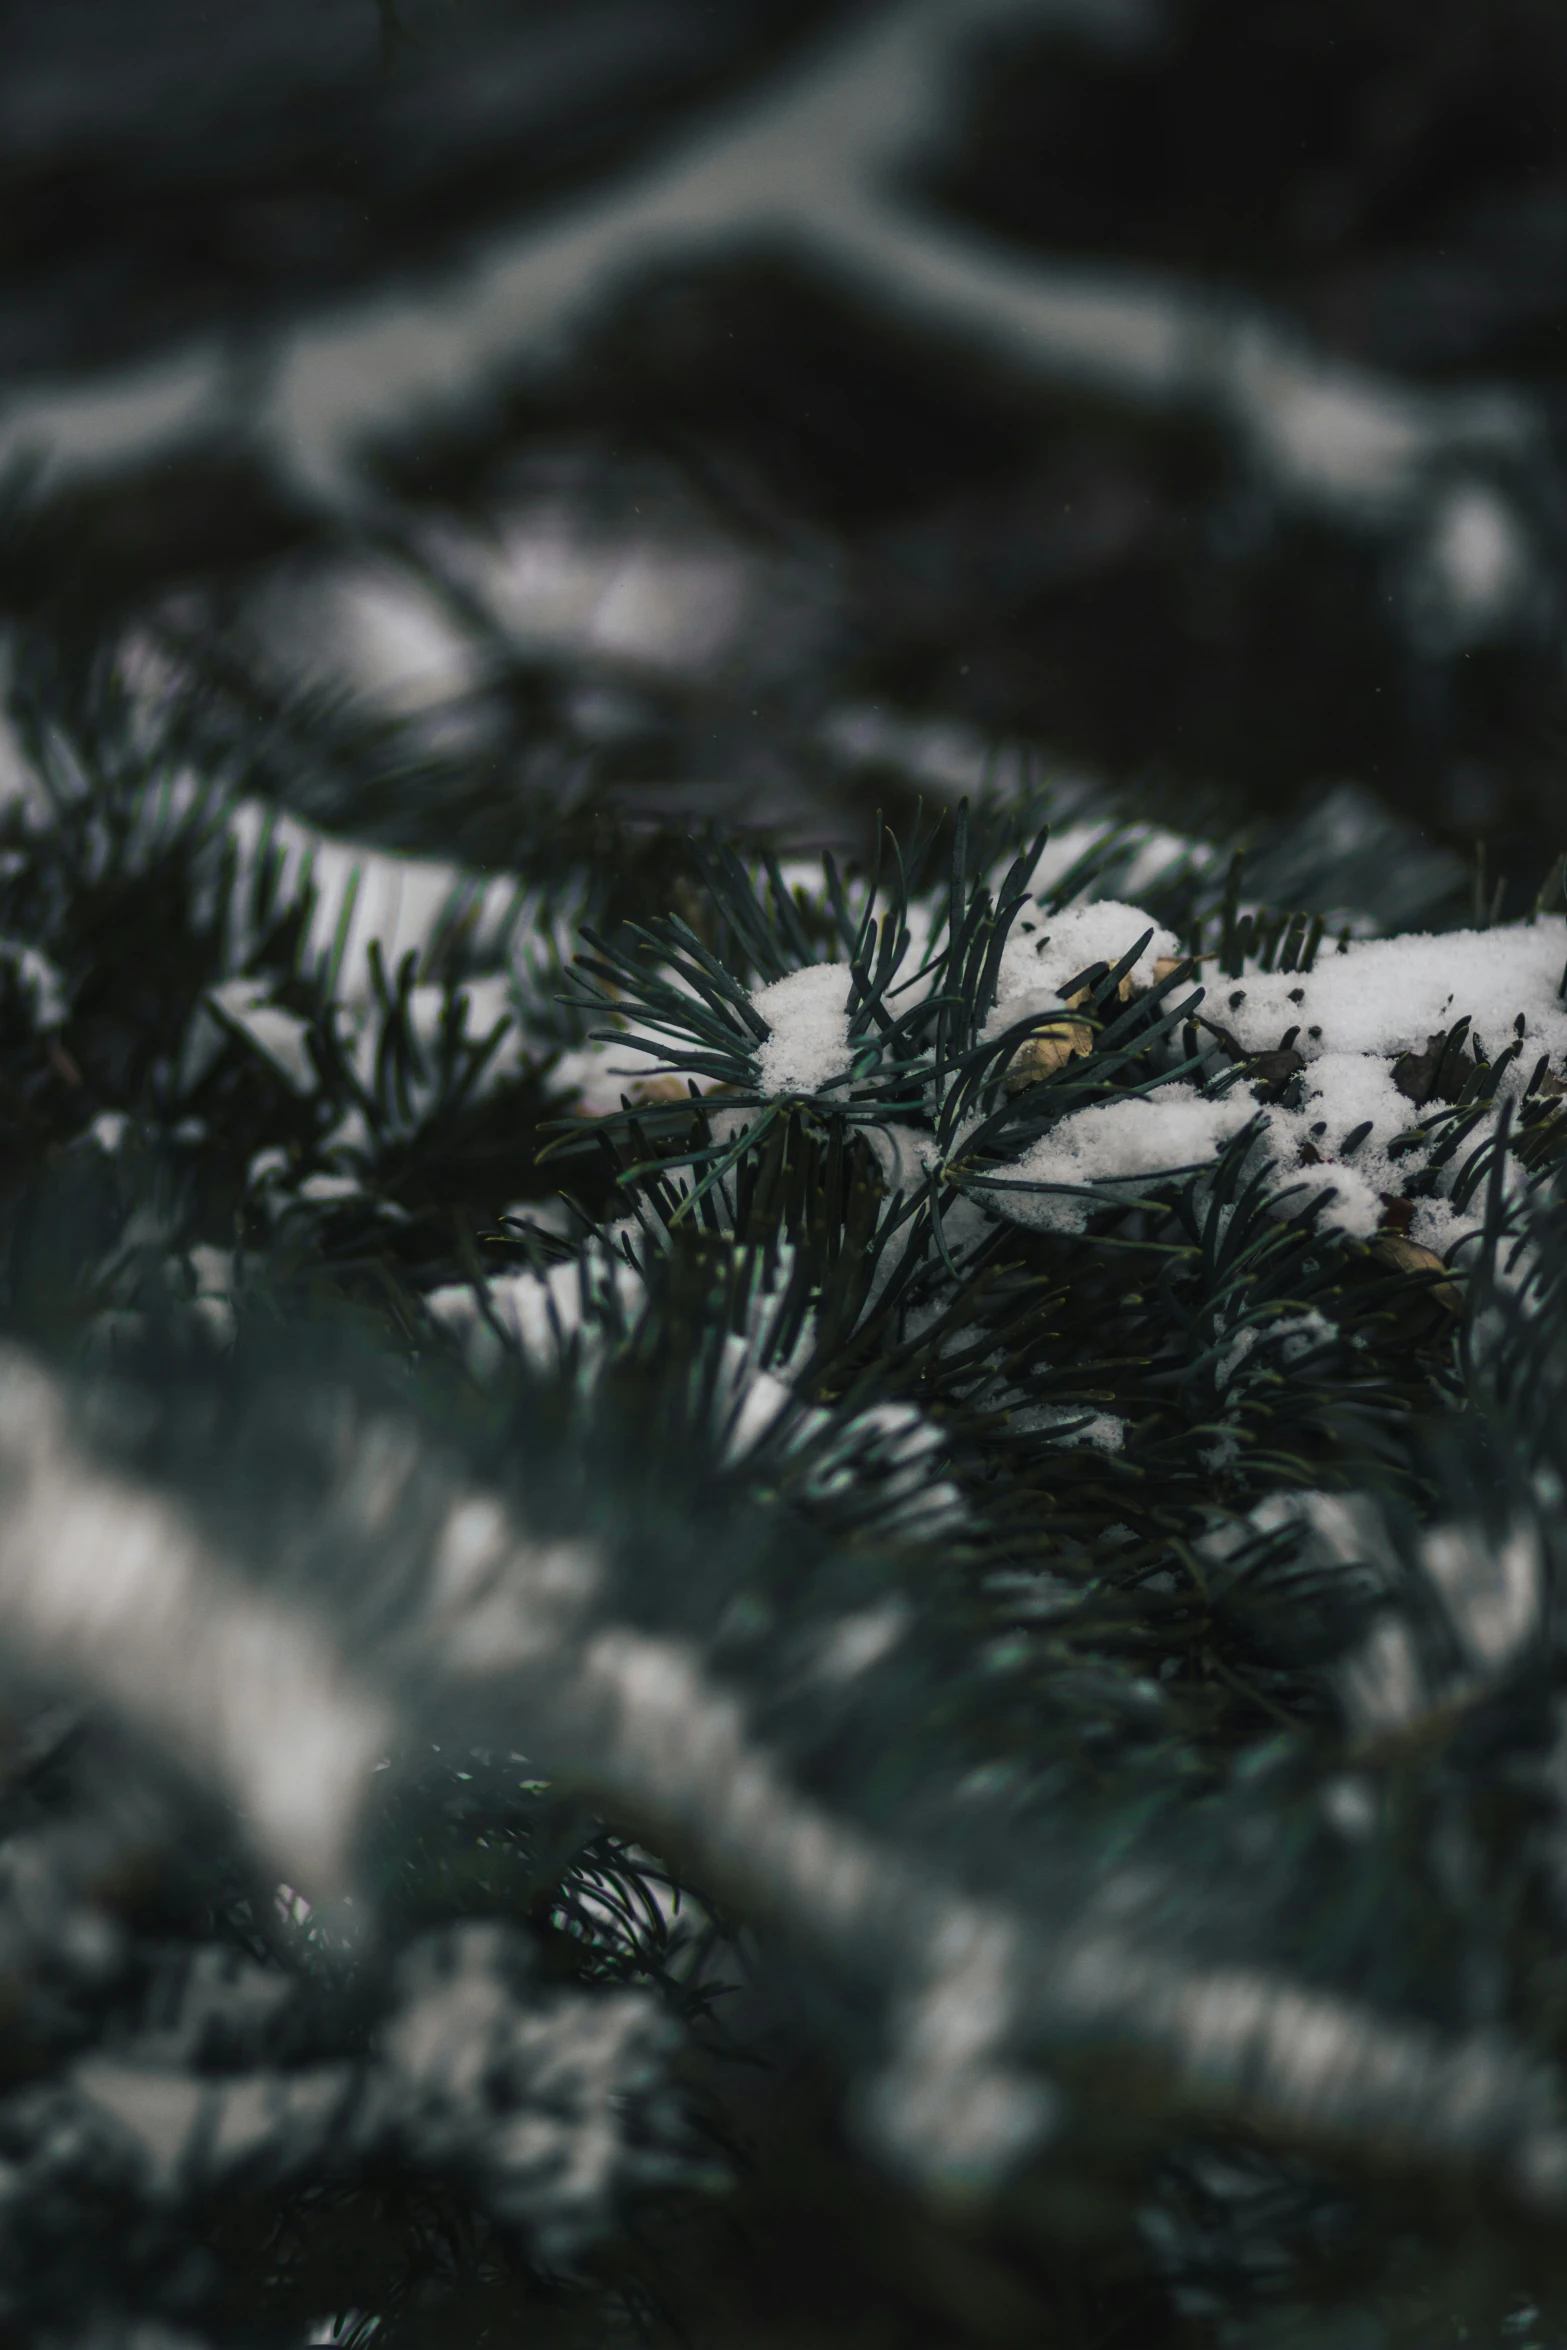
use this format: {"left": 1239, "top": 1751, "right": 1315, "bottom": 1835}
{"left": 5, "top": 0, "right": 1567, "bottom": 895}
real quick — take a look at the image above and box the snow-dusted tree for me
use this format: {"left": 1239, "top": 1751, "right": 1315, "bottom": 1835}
{"left": 5, "top": 5, "right": 1567, "bottom": 2345}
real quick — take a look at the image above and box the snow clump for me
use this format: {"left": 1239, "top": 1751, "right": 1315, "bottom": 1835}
{"left": 990, "top": 899, "right": 1179, "bottom": 1030}
{"left": 974, "top": 893, "right": 1567, "bottom": 1264}
{"left": 1215, "top": 922, "right": 1567, "bottom": 1065}
{"left": 751, "top": 963, "right": 858, "bottom": 1096}
{"left": 986, "top": 1087, "right": 1258, "bottom": 1235}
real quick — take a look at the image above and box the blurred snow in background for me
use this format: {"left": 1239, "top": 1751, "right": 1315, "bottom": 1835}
{"left": 5, "top": 0, "right": 1567, "bottom": 889}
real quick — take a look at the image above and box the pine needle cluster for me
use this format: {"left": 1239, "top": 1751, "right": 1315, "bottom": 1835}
{"left": 0, "top": 595, "right": 1563, "bottom": 2350}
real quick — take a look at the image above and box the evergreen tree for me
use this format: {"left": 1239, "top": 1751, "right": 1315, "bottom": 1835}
{"left": 6, "top": 5, "right": 1567, "bottom": 2345}
{"left": 0, "top": 584, "right": 1561, "bottom": 2346}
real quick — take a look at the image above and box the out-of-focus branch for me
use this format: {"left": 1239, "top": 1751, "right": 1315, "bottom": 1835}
{"left": 58, "top": 1920, "right": 685, "bottom": 2267}
{"left": 0, "top": 0, "right": 1543, "bottom": 616}
{"left": 4, "top": 1340, "right": 1564, "bottom": 2221}
{"left": 0, "top": 1348, "right": 392, "bottom": 1896}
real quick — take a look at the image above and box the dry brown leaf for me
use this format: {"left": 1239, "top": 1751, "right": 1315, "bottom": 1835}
{"left": 1004, "top": 1020, "right": 1094, "bottom": 1091}
{"left": 1371, "top": 1235, "right": 1463, "bottom": 1313}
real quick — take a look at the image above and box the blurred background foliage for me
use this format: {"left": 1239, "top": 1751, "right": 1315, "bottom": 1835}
{"left": 4, "top": 0, "right": 1567, "bottom": 886}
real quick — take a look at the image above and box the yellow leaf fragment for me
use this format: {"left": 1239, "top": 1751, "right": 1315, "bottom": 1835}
{"left": 1004, "top": 1020, "right": 1094, "bottom": 1092}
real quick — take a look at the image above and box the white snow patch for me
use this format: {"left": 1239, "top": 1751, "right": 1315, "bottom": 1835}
{"left": 751, "top": 964, "right": 857, "bottom": 1096}
{"left": 0, "top": 683, "right": 51, "bottom": 828}
{"left": 1271, "top": 1052, "right": 1412, "bottom": 1165}
{"left": 812, "top": 1600, "right": 911, "bottom": 1683}
{"left": 1218, "top": 919, "right": 1567, "bottom": 1066}
{"left": 819, "top": 704, "right": 1021, "bottom": 800}
{"left": 246, "top": 1147, "right": 291, "bottom": 1190}
{"left": 1118, "top": 826, "right": 1217, "bottom": 898}
{"left": 1219, "top": 920, "right": 1567, "bottom": 1248}
{"left": 864, "top": 1121, "right": 936, "bottom": 1192}
{"left": 548, "top": 1035, "right": 705, "bottom": 1117}
{"left": 442, "top": 502, "right": 759, "bottom": 675}
{"left": 296, "top": 1173, "right": 362, "bottom": 1204}
{"left": 985, "top": 1086, "right": 1258, "bottom": 1234}
{"left": 720, "top": 1362, "right": 796, "bottom": 1464}
{"left": 1011, "top": 1404, "right": 1127, "bottom": 1452}
{"left": 1407, "top": 1195, "right": 1481, "bottom": 1260}
{"left": 1020, "top": 823, "right": 1212, "bottom": 907}
{"left": 226, "top": 800, "right": 522, "bottom": 1006}
{"left": 1406, "top": 482, "right": 1533, "bottom": 653}
{"left": 1214, "top": 1310, "right": 1337, "bottom": 1394}
{"left": 993, "top": 898, "right": 1178, "bottom": 1022}
{"left": 0, "top": 940, "right": 67, "bottom": 1027}
{"left": 1267, "top": 1154, "right": 1385, "bottom": 1239}
{"left": 427, "top": 1254, "right": 647, "bottom": 1378}
{"left": 1022, "top": 823, "right": 1121, "bottom": 901}
{"left": 206, "top": 980, "right": 316, "bottom": 1094}
{"left": 883, "top": 899, "right": 941, "bottom": 1013}
{"left": 186, "top": 1244, "right": 239, "bottom": 1347}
